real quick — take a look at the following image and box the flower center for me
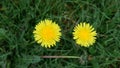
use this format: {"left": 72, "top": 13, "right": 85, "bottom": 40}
{"left": 41, "top": 26, "right": 55, "bottom": 41}
{"left": 79, "top": 29, "right": 90, "bottom": 41}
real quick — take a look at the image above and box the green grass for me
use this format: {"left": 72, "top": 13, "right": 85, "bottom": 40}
{"left": 0, "top": 0, "right": 120, "bottom": 68}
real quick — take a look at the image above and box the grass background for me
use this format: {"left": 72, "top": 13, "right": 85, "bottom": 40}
{"left": 0, "top": 0, "right": 120, "bottom": 68}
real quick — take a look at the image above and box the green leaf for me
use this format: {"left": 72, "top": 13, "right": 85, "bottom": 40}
{"left": 89, "top": 47, "right": 96, "bottom": 55}
{"left": 15, "top": 54, "right": 41, "bottom": 68}
{"left": 0, "top": 28, "right": 6, "bottom": 40}
{"left": 91, "top": 57, "right": 100, "bottom": 68}
{"left": 0, "top": 52, "right": 11, "bottom": 68}
{"left": 22, "top": 55, "right": 41, "bottom": 64}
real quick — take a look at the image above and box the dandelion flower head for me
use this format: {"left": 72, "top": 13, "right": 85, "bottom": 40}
{"left": 33, "top": 19, "right": 61, "bottom": 48}
{"left": 73, "top": 22, "right": 97, "bottom": 47}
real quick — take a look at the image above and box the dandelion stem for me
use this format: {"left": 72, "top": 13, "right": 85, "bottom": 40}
{"left": 40, "top": 56, "right": 81, "bottom": 59}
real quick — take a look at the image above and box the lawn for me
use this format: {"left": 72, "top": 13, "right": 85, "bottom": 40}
{"left": 0, "top": 0, "right": 120, "bottom": 68}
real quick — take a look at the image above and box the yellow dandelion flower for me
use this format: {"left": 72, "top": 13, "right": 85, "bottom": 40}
{"left": 73, "top": 22, "right": 97, "bottom": 47}
{"left": 33, "top": 19, "right": 61, "bottom": 48}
